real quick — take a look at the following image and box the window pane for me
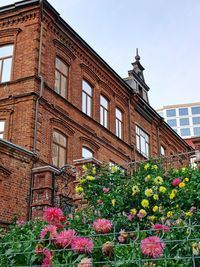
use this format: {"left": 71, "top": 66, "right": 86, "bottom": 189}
{"left": 56, "top": 58, "right": 68, "bottom": 74}
{"left": 52, "top": 144, "right": 58, "bottom": 166}
{"left": 61, "top": 75, "right": 67, "bottom": 98}
{"left": 0, "top": 45, "right": 13, "bottom": 58}
{"left": 82, "top": 147, "right": 93, "bottom": 158}
{"left": 116, "top": 108, "right": 122, "bottom": 120}
{"left": 118, "top": 122, "right": 122, "bottom": 138}
{"left": 192, "top": 117, "right": 200, "bottom": 125}
{"left": 100, "top": 95, "right": 108, "bottom": 109}
{"left": 179, "top": 108, "right": 188, "bottom": 116}
{"left": 167, "top": 119, "right": 177, "bottom": 127}
{"left": 87, "top": 96, "right": 91, "bottom": 116}
{"left": 161, "top": 146, "right": 165, "bottom": 155}
{"left": 54, "top": 70, "right": 60, "bottom": 93}
{"left": 191, "top": 107, "right": 200, "bottom": 115}
{"left": 100, "top": 106, "right": 104, "bottom": 125}
{"left": 82, "top": 92, "right": 87, "bottom": 113}
{"left": 180, "top": 118, "right": 189, "bottom": 126}
{"left": 194, "top": 127, "right": 200, "bottom": 136}
{"left": 59, "top": 147, "right": 66, "bottom": 168}
{"left": 166, "top": 109, "right": 176, "bottom": 117}
{"left": 180, "top": 128, "right": 190, "bottom": 137}
{"left": 2, "top": 58, "right": 12, "bottom": 82}
{"left": 82, "top": 80, "right": 92, "bottom": 96}
{"left": 136, "top": 135, "right": 140, "bottom": 150}
{"left": 53, "top": 131, "right": 66, "bottom": 146}
{"left": 141, "top": 136, "right": 146, "bottom": 154}
{"left": 104, "top": 110, "right": 108, "bottom": 128}
{"left": 0, "top": 121, "right": 5, "bottom": 132}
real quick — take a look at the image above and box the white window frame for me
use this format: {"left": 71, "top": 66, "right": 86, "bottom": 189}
{"left": 115, "top": 108, "right": 123, "bottom": 139}
{"left": 136, "top": 126, "right": 150, "bottom": 158}
{"left": 82, "top": 147, "right": 93, "bottom": 159}
{"left": 0, "top": 44, "right": 14, "bottom": 83}
{"left": 100, "top": 95, "right": 109, "bottom": 128}
{"left": 82, "top": 80, "right": 92, "bottom": 116}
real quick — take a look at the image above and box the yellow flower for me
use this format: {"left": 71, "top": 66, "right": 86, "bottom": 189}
{"left": 144, "top": 175, "right": 151, "bottom": 182}
{"left": 176, "top": 204, "right": 179, "bottom": 208}
{"left": 151, "top": 164, "right": 158, "bottom": 170}
{"left": 153, "top": 194, "right": 159, "bottom": 200}
{"left": 145, "top": 188, "right": 153, "bottom": 197}
{"left": 167, "top": 211, "right": 173, "bottom": 218}
{"left": 86, "top": 175, "right": 95, "bottom": 181}
{"left": 138, "top": 209, "right": 147, "bottom": 217}
{"left": 154, "top": 176, "right": 163, "bottom": 185}
{"left": 111, "top": 166, "right": 118, "bottom": 173}
{"left": 153, "top": 205, "right": 159, "bottom": 212}
{"left": 130, "top": 208, "right": 137, "bottom": 215}
{"left": 132, "top": 185, "right": 140, "bottom": 195}
{"left": 148, "top": 215, "right": 156, "bottom": 221}
{"left": 185, "top": 211, "right": 192, "bottom": 217}
{"left": 144, "top": 163, "right": 150, "bottom": 170}
{"left": 169, "top": 193, "right": 175, "bottom": 200}
{"left": 111, "top": 199, "right": 116, "bottom": 206}
{"left": 159, "top": 186, "right": 167, "bottom": 193}
{"left": 82, "top": 165, "right": 88, "bottom": 172}
{"left": 182, "top": 167, "right": 187, "bottom": 173}
{"left": 75, "top": 186, "right": 84, "bottom": 193}
{"left": 80, "top": 179, "right": 87, "bottom": 184}
{"left": 92, "top": 167, "right": 96, "bottom": 175}
{"left": 184, "top": 177, "right": 189, "bottom": 182}
{"left": 172, "top": 189, "right": 177, "bottom": 194}
{"left": 179, "top": 182, "right": 185, "bottom": 188}
{"left": 141, "top": 199, "right": 149, "bottom": 208}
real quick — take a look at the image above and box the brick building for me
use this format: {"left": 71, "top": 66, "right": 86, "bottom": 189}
{"left": 0, "top": 0, "right": 192, "bottom": 225}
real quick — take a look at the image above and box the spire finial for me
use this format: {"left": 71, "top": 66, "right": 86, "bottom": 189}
{"left": 135, "top": 48, "right": 140, "bottom": 61}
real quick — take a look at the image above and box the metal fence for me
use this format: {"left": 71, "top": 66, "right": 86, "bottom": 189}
{"left": 0, "top": 223, "right": 199, "bottom": 266}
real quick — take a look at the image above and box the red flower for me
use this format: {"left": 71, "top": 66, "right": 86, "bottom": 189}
{"left": 140, "top": 236, "right": 165, "bottom": 258}
{"left": 71, "top": 237, "right": 94, "bottom": 254}
{"left": 152, "top": 224, "right": 170, "bottom": 232}
{"left": 93, "top": 219, "right": 112, "bottom": 234}
{"left": 44, "top": 207, "right": 64, "bottom": 224}
{"left": 54, "top": 229, "right": 76, "bottom": 248}
{"left": 172, "top": 178, "right": 181, "bottom": 187}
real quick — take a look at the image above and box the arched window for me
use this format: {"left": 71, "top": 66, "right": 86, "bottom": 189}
{"left": 0, "top": 44, "right": 14, "bottom": 83}
{"left": 52, "top": 130, "right": 67, "bottom": 168}
{"left": 54, "top": 57, "right": 69, "bottom": 98}
{"left": 82, "top": 80, "right": 92, "bottom": 116}
{"left": 100, "top": 95, "right": 109, "bottom": 128}
{"left": 82, "top": 146, "right": 93, "bottom": 159}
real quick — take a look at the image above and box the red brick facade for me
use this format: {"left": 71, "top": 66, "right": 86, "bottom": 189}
{"left": 0, "top": 0, "right": 192, "bottom": 225}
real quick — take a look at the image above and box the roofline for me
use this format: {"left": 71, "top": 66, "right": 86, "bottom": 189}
{"left": 157, "top": 102, "right": 200, "bottom": 111}
{"left": 0, "top": 0, "right": 39, "bottom": 13}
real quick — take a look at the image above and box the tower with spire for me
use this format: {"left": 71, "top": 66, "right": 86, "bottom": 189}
{"left": 124, "top": 49, "right": 150, "bottom": 103}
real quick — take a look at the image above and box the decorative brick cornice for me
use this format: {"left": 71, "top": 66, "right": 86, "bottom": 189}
{"left": 50, "top": 118, "right": 75, "bottom": 136}
{"left": 0, "top": 164, "right": 12, "bottom": 177}
{"left": 0, "top": 28, "right": 21, "bottom": 37}
{"left": 53, "top": 39, "right": 76, "bottom": 61}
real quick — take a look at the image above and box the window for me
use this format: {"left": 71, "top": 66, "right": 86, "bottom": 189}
{"left": 82, "top": 147, "right": 93, "bottom": 159}
{"left": 100, "top": 95, "right": 108, "bottom": 128}
{"left": 54, "top": 57, "right": 68, "bottom": 98}
{"left": 52, "top": 131, "right": 67, "bottom": 168}
{"left": 192, "top": 117, "right": 200, "bottom": 125}
{"left": 194, "top": 127, "right": 200, "bottom": 136}
{"left": 160, "top": 146, "right": 165, "bottom": 156}
{"left": 166, "top": 109, "right": 176, "bottom": 117}
{"left": 0, "top": 120, "right": 5, "bottom": 139}
{"left": 0, "top": 44, "right": 14, "bottom": 83}
{"left": 180, "top": 118, "right": 189, "bottom": 126}
{"left": 180, "top": 128, "right": 190, "bottom": 137}
{"left": 191, "top": 106, "right": 200, "bottom": 115}
{"left": 179, "top": 108, "right": 188, "bottom": 116}
{"left": 82, "top": 80, "right": 92, "bottom": 116}
{"left": 167, "top": 119, "right": 177, "bottom": 127}
{"left": 136, "top": 126, "right": 150, "bottom": 157}
{"left": 115, "top": 108, "right": 123, "bottom": 138}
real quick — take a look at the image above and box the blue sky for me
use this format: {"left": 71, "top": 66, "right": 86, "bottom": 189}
{"left": 1, "top": 0, "right": 200, "bottom": 109}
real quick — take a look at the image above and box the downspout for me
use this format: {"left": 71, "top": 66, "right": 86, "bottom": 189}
{"left": 28, "top": 0, "right": 44, "bottom": 220}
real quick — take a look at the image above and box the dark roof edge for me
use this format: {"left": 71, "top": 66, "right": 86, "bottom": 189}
{"left": 0, "top": 139, "right": 35, "bottom": 157}
{"left": 136, "top": 95, "right": 194, "bottom": 150}
{"left": 0, "top": 0, "right": 39, "bottom": 13}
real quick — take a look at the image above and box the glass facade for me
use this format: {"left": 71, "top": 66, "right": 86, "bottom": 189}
{"left": 167, "top": 119, "right": 177, "bottom": 127}
{"left": 166, "top": 109, "right": 176, "bottom": 117}
{"left": 179, "top": 108, "right": 188, "bottom": 116}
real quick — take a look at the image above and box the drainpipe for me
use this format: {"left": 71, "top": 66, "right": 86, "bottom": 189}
{"left": 28, "top": 0, "right": 44, "bottom": 220}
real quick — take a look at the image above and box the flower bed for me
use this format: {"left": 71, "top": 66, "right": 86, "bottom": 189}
{"left": 0, "top": 162, "right": 199, "bottom": 266}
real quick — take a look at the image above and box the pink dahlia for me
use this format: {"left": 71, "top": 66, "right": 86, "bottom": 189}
{"left": 71, "top": 237, "right": 94, "bottom": 254}
{"left": 140, "top": 236, "right": 165, "bottom": 258}
{"left": 42, "top": 249, "right": 54, "bottom": 267}
{"left": 152, "top": 224, "right": 170, "bottom": 233}
{"left": 93, "top": 219, "right": 112, "bottom": 234}
{"left": 103, "top": 187, "right": 110, "bottom": 193}
{"left": 172, "top": 178, "right": 181, "bottom": 187}
{"left": 44, "top": 207, "right": 64, "bottom": 224}
{"left": 77, "top": 257, "right": 92, "bottom": 267}
{"left": 40, "top": 225, "right": 57, "bottom": 240}
{"left": 54, "top": 229, "right": 76, "bottom": 248}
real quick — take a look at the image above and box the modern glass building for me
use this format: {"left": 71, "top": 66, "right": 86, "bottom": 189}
{"left": 156, "top": 102, "right": 200, "bottom": 138}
